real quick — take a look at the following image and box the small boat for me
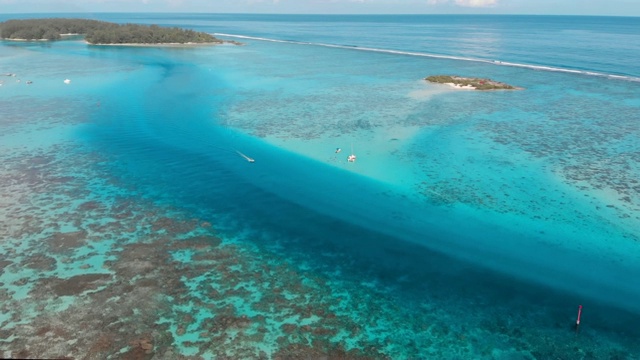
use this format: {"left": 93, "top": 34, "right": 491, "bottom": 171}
{"left": 335, "top": 148, "right": 342, "bottom": 153}
{"left": 64, "top": 79, "right": 71, "bottom": 84}
{"left": 236, "top": 150, "right": 255, "bottom": 163}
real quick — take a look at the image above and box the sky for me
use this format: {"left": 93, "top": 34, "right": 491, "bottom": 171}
{"left": 1, "top": 0, "right": 639, "bottom": 16}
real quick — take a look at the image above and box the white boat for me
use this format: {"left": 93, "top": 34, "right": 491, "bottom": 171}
{"left": 347, "top": 144, "right": 356, "bottom": 162}
{"left": 236, "top": 150, "right": 255, "bottom": 163}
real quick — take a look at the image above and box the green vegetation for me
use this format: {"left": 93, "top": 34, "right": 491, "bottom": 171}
{"left": 0, "top": 18, "right": 107, "bottom": 40}
{"left": 425, "top": 75, "right": 519, "bottom": 90}
{"left": 85, "top": 24, "right": 220, "bottom": 45}
{"left": 0, "top": 18, "right": 223, "bottom": 45}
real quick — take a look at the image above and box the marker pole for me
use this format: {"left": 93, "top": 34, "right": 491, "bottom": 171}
{"left": 575, "top": 305, "right": 583, "bottom": 333}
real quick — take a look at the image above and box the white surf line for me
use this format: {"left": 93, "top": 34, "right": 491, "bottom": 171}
{"left": 213, "top": 33, "right": 640, "bottom": 83}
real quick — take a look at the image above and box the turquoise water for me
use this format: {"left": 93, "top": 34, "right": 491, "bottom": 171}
{"left": 1, "top": 14, "right": 639, "bottom": 359}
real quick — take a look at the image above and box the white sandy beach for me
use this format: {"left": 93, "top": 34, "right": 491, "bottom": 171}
{"left": 444, "top": 82, "right": 476, "bottom": 90}
{"left": 85, "top": 41, "right": 222, "bottom": 47}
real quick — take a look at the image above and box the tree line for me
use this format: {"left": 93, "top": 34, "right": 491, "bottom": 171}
{"left": 0, "top": 18, "right": 108, "bottom": 40}
{"left": 86, "top": 24, "right": 220, "bottom": 44}
{"left": 0, "top": 18, "right": 221, "bottom": 44}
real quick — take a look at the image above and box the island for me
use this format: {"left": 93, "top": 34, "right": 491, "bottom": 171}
{"left": 0, "top": 18, "right": 238, "bottom": 46}
{"left": 425, "top": 75, "right": 521, "bottom": 90}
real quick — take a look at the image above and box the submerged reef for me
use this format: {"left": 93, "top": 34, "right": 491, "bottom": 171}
{"left": 425, "top": 75, "right": 521, "bottom": 90}
{"left": 1, "top": 96, "right": 638, "bottom": 359}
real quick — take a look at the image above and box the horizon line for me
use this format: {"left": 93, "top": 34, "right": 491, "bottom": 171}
{"left": 1, "top": 12, "right": 639, "bottom": 18}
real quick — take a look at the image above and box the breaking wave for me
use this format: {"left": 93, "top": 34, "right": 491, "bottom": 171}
{"left": 215, "top": 33, "right": 640, "bottom": 83}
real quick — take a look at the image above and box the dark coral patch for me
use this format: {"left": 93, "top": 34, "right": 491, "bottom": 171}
{"left": 22, "top": 254, "right": 57, "bottom": 271}
{"left": 87, "top": 333, "right": 116, "bottom": 358}
{"left": 121, "top": 337, "right": 155, "bottom": 359}
{"left": 47, "top": 230, "right": 88, "bottom": 253}
{"left": 273, "top": 342, "right": 382, "bottom": 360}
{"left": 150, "top": 217, "right": 198, "bottom": 235}
{"left": 136, "top": 278, "right": 159, "bottom": 288}
{"left": 48, "top": 274, "right": 112, "bottom": 296}
{"left": 120, "top": 345, "right": 154, "bottom": 360}
{"left": 13, "top": 350, "right": 31, "bottom": 359}
{"left": 280, "top": 323, "right": 296, "bottom": 334}
{"left": 0, "top": 260, "right": 12, "bottom": 271}
{"left": 77, "top": 201, "right": 103, "bottom": 211}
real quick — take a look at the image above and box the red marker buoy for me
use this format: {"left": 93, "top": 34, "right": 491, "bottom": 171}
{"left": 575, "top": 305, "right": 583, "bottom": 333}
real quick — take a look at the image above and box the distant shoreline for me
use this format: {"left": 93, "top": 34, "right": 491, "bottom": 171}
{"left": 2, "top": 33, "right": 80, "bottom": 41}
{"left": 85, "top": 41, "right": 219, "bottom": 47}
{"left": 2, "top": 38, "right": 50, "bottom": 42}
{"left": 0, "top": 18, "right": 233, "bottom": 46}
{"left": 85, "top": 39, "right": 242, "bottom": 47}
{"left": 2, "top": 38, "right": 242, "bottom": 47}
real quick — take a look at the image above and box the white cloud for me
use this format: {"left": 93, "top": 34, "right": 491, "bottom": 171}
{"left": 247, "top": 0, "right": 281, "bottom": 3}
{"left": 455, "top": 0, "right": 498, "bottom": 7}
{"left": 428, "top": 0, "right": 499, "bottom": 7}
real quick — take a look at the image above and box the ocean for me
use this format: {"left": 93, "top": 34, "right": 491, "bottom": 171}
{"left": 1, "top": 13, "right": 639, "bottom": 359}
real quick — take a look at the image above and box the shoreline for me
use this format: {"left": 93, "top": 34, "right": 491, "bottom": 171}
{"left": 434, "top": 81, "right": 524, "bottom": 91}
{"left": 2, "top": 38, "right": 50, "bottom": 42}
{"left": 1, "top": 33, "right": 80, "bottom": 42}
{"left": 444, "top": 82, "right": 476, "bottom": 90}
{"left": 425, "top": 75, "right": 523, "bottom": 91}
{"left": 1, "top": 38, "right": 238, "bottom": 47}
{"left": 85, "top": 41, "right": 223, "bottom": 47}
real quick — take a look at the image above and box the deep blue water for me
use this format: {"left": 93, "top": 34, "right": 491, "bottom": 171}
{"left": 1, "top": 13, "right": 639, "bottom": 358}
{"left": 31, "top": 13, "right": 640, "bottom": 79}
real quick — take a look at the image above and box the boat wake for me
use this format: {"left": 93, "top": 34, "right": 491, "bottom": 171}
{"left": 214, "top": 33, "right": 640, "bottom": 83}
{"left": 234, "top": 149, "right": 255, "bottom": 163}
